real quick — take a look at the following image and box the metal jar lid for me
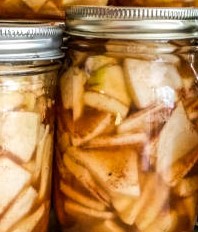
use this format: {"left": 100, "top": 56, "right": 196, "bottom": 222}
{"left": 0, "top": 21, "right": 64, "bottom": 61}
{"left": 65, "top": 6, "right": 198, "bottom": 40}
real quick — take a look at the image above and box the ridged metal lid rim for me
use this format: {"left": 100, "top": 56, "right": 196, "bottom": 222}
{"left": 0, "top": 50, "right": 65, "bottom": 62}
{"left": 0, "top": 21, "right": 64, "bottom": 38}
{"left": 0, "top": 21, "right": 64, "bottom": 60}
{"left": 66, "top": 6, "right": 198, "bottom": 20}
{"left": 65, "top": 6, "right": 198, "bottom": 40}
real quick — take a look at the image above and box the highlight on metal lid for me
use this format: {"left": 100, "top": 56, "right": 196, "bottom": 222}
{"left": 0, "top": 21, "right": 64, "bottom": 61}
{"left": 65, "top": 6, "right": 198, "bottom": 40}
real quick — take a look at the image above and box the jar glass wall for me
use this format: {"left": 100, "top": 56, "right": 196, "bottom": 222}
{"left": 54, "top": 37, "right": 198, "bottom": 232}
{"left": 54, "top": 6, "right": 198, "bottom": 232}
{"left": 0, "top": 21, "right": 63, "bottom": 232}
{"left": 0, "top": 60, "right": 61, "bottom": 232}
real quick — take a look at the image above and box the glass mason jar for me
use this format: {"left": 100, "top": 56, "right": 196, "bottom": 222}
{"left": 0, "top": 21, "right": 64, "bottom": 232}
{"left": 54, "top": 6, "right": 198, "bottom": 232}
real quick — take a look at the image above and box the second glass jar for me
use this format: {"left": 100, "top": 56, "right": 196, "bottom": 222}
{"left": 54, "top": 6, "right": 198, "bottom": 232}
{"left": 0, "top": 21, "right": 63, "bottom": 232}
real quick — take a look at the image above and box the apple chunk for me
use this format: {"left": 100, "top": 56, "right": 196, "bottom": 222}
{"left": 124, "top": 58, "right": 182, "bottom": 108}
{"left": 0, "top": 112, "right": 40, "bottom": 163}
{"left": 38, "top": 133, "right": 53, "bottom": 201}
{"left": 66, "top": 147, "right": 140, "bottom": 197}
{"left": 64, "top": 199, "right": 114, "bottom": 219}
{"left": 157, "top": 102, "right": 198, "bottom": 172}
{"left": 91, "top": 219, "right": 126, "bottom": 232}
{"left": 0, "top": 157, "right": 31, "bottom": 215}
{"left": 68, "top": 108, "right": 114, "bottom": 146}
{"left": 11, "top": 204, "right": 45, "bottom": 232}
{"left": 84, "top": 91, "right": 129, "bottom": 119}
{"left": 85, "top": 55, "right": 117, "bottom": 75}
{"left": 63, "top": 154, "right": 110, "bottom": 206}
{"left": 87, "top": 64, "right": 131, "bottom": 106}
{"left": 60, "top": 67, "right": 86, "bottom": 121}
{"left": 0, "top": 187, "right": 37, "bottom": 232}
{"left": 32, "top": 124, "right": 49, "bottom": 183}
{"left": 141, "top": 210, "right": 178, "bottom": 232}
{"left": 60, "top": 181, "right": 106, "bottom": 211}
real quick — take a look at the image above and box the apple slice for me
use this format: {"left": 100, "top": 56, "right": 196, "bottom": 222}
{"left": 157, "top": 102, "right": 198, "bottom": 172}
{"left": 161, "top": 146, "right": 198, "bottom": 186}
{"left": 111, "top": 194, "right": 139, "bottom": 225}
{"left": 0, "top": 157, "right": 31, "bottom": 215}
{"left": 32, "top": 124, "right": 49, "bottom": 183}
{"left": 142, "top": 210, "right": 178, "bottom": 232}
{"left": 117, "top": 103, "right": 172, "bottom": 134}
{"left": 91, "top": 219, "right": 126, "bottom": 232}
{"left": 38, "top": 133, "right": 53, "bottom": 201}
{"left": 64, "top": 199, "right": 114, "bottom": 219}
{"left": 111, "top": 194, "right": 137, "bottom": 215}
{"left": 135, "top": 176, "right": 169, "bottom": 231}
{"left": 60, "top": 67, "right": 87, "bottom": 121}
{"left": 84, "top": 91, "right": 129, "bottom": 119}
{"left": 87, "top": 65, "right": 131, "bottom": 106}
{"left": 117, "top": 173, "right": 169, "bottom": 227}
{"left": 60, "top": 181, "right": 106, "bottom": 211}
{"left": 85, "top": 56, "right": 117, "bottom": 75}
{"left": 66, "top": 147, "right": 140, "bottom": 197}
{"left": 115, "top": 174, "right": 155, "bottom": 225}
{"left": 22, "top": 161, "right": 35, "bottom": 173}
{"left": 63, "top": 154, "right": 110, "bottom": 207}
{"left": 0, "top": 112, "right": 40, "bottom": 163}
{"left": 124, "top": 58, "right": 182, "bottom": 108}
{"left": 70, "top": 108, "right": 114, "bottom": 146}
{"left": 160, "top": 147, "right": 198, "bottom": 187}
{"left": 11, "top": 204, "right": 45, "bottom": 232}
{"left": 84, "top": 133, "right": 147, "bottom": 148}
{"left": 0, "top": 186, "right": 37, "bottom": 232}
